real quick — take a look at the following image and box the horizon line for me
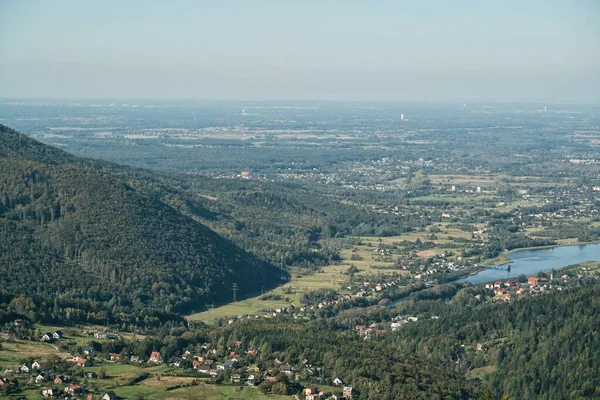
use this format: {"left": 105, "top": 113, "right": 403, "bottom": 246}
{"left": 1, "top": 96, "right": 599, "bottom": 106}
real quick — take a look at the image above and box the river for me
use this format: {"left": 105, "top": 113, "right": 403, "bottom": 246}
{"left": 457, "top": 243, "right": 600, "bottom": 285}
{"left": 389, "top": 243, "right": 600, "bottom": 308}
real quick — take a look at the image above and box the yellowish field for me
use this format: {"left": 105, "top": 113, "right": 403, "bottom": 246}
{"left": 0, "top": 339, "right": 71, "bottom": 366}
{"left": 493, "top": 198, "right": 544, "bottom": 212}
{"left": 428, "top": 174, "right": 570, "bottom": 188}
{"left": 188, "top": 223, "right": 476, "bottom": 323}
{"left": 417, "top": 250, "right": 437, "bottom": 258}
{"left": 140, "top": 376, "right": 201, "bottom": 389}
{"left": 429, "top": 174, "right": 504, "bottom": 186}
{"left": 187, "top": 264, "right": 351, "bottom": 322}
{"left": 466, "top": 365, "right": 497, "bottom": 379}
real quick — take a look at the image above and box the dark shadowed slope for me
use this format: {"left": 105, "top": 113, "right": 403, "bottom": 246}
{"left": 0, "top": 125, "right": 287, "bottom": 325}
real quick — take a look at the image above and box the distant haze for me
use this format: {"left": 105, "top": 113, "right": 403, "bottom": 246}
{"left": 1, "top": 0, "right": 599, "bottom": 102}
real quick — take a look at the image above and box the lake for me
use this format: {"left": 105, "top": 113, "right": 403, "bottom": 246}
{"left": 457, "top": 243, "right": 600, "bottom": 285}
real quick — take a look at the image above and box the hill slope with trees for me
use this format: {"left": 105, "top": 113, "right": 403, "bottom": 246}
{"left": 0, "top": 125, "right": 287, "bottom": 327}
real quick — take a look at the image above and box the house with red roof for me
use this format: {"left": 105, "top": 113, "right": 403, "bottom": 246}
{"left": 75, "top": 358, "right": 89, "bottom": 367}
{"left": 149, "top": 351, "right": 163, "bottom": 363}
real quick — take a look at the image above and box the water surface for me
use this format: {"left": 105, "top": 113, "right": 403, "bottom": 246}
{"left": 457, "top": 243, "right": 600, "bottom": 285}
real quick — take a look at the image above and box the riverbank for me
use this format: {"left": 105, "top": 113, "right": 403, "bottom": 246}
{"left": 388, "top": 258, "right": 600, "bottom": 308}
{"left": 457, "top": 242, "right": 600, "bottom": 285}
{"left": 483, "top": 240, "right": 600, "bottom": 267}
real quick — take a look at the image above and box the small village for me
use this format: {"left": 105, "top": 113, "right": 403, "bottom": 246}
{"left": 2, "top": 264, "right": 596, "bottom": 400}
{"left": 1, "top": 323, "right": 358, "bottom": 400}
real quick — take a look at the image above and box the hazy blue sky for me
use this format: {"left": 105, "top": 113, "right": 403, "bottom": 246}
{"left": 1, "top": 0, "right": 599, "bottom": 102}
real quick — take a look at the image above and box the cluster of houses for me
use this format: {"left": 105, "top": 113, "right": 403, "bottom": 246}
{"left": 41, "top": 330, "right": 63, "bottom": 343}
{"left": 291, "top": 384, "right": 355, "bottom": 400}
{"left": 162, "top": 344, "right": 311, "bottom": 385}
{"left": 105, "top": 351, "right": 162, "bottom": 365}
{"left": 222, "top": 277, "right": 404, "bottom": 327}
{"left": 104, "top": 341, "right": 357, "bottom": 398}
{"left": 40, "top": 387, "right": 121, "bottom": 400}
{"left": 304, "top": 278, "right": 402, "bottom": 311}
{"left": 41, "top": 329, "right": 117, "bottom": 344}
{"left": 1, "top": 359, "right": 120, "bottom": 399}
{"left": 389, "top": 315, "right": 438, "bottom": 331}
{"left": 354, "top": 324, "right": 387, "bottom": 340}
{"left": 483, "top": 275, "right": 568, "bottom": 302}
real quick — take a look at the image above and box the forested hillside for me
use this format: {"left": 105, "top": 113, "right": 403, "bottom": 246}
{"left": 0, "top": 125, "right": 286, "bottom": 327}
{"left": 124, "top": 175, "right": 428, "bottom": 269}
{"left": 379, "top": 282, "right": 600, "bottom": 399}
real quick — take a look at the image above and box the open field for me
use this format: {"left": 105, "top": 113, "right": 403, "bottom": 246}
{"left": 466, "top": 365, "right": 497, "bottom": 380}
{"left": 412, "top": 194, "right": 497, "bottom": 203}
{"left": 85, "top": 363, "right": 144, "bottom": 383}
{"left": 0, "top": 339, "right": 71, "bottom": 367}
{"left": 188, "top": 223, "right": 478, "bottom": 323}
{"left": 36, "top": 323, "right": 145, "bottom": 343}
{"left": 187, "top": 263, "right": 351, "bottom": 322}
{"left": 146, "top": 384, "right": 291, "bottom": 400}
{"left": 343, "top": 223, "right": 483, "bottom": 263}
{"left": 428, "top": 174, "right": 505, "bottom": 186}
{"left": 428, "top": 174, "right": 572, "bottom": 188}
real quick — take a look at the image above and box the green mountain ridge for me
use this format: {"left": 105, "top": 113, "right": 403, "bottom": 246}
{"left": 0, "top": 125, "right": 287, "bottom": 326}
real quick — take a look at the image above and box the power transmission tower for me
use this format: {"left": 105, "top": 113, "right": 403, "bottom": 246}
{"left": 231, "top": 283, "right": 238, "bottom": 302}
{"left": 204, "top": 303, "right": 214, "bottom": 313}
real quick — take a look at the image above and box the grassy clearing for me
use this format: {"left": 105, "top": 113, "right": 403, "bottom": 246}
{"left": 36, "top": 323, "right": 145, "bottom": 344}
{"left": 140, "top": 375, "right": 200, "bottom": 389}
{"left": 428, "top": 174, "right": 570, "bottom": 189}
{"left": 114, "top": 384, "right": 163, "bottom": 399}
{"left": 0, "top": 339, "right": 70, "bottom": 367}
{"left": 345, "top": 224, "right": 478, "bottom": 261}
{"left": 36, "top": 324, "right": 92, "bottom": 344}
{"left": 188, "top": 223, "right": 479, "bottom": 323}
{"left": 187, "top": 264, "right": 351, "bottom": 322}
{"left": 86, "top": 363, "right": 143, "bottom": 377}
{"left": 428, "top": 174, "right": 504, "bottom": 186}
{"left": 146, "top": 384, "right": 290, "bottom": 400}
{"left": 466, "top": 365, "right": 497, "bottom": 380}
{"left": 413, "top": 194, "right": 496, "bottom": 204}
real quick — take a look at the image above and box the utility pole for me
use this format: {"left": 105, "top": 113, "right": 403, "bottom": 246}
{"left": 231, "top": 283, "right": 238, "bottom": 302}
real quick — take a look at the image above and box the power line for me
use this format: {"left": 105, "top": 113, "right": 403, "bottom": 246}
{"left": 231, "top": 283, "right": 238, "bottom": 302}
